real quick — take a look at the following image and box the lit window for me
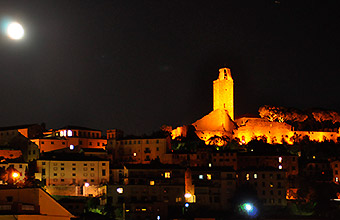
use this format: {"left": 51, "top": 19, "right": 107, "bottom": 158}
{"left": 150, "top": 180, "right": 155, "bottom": 186}
{"left": 279, "top": 157, "right": 282, "bottom": 163}
{"left": 254, "top": 173, "right": 258, "bottom": 179}
{"left": 60, "top": 130, "right": 64, "bottom": 136}
{"left": 133, "top": 153, "right": 137, "bottom": 157}
{"left": 336, "top": 177, "right": 339, "bottom": 182}
{"left": 117, "top": 187, "right": 123, "bottom": 194}
{"left": 199, "top": 174, "right": 204, "bottom": 179}
{"left": 209, "top": 163, "right": 212, "bottom": 167}
{"left": 246, "top": 173, "right": 250, "bottom": 181}
{"left": 67, "top": 130, "right": 72, "bottom": 137}
{"left": 165, "top": 172, "right": 171, "bottom": 178}
{"left": 207, "top": 174, "right": 212, "bottom": 180}
{"left": 313, "top": 155, "right": 316, "bottom": 159}
{"left": 270, "top": 183, "right": 274, "bottom": 188}
{"left": 279, "top": 165, "right": 283, "bottom": 170}
{"left": 70, "top": 145, "right": 74, "bottom": 150}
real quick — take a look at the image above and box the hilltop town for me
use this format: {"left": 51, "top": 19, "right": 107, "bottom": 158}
{"left": 1, "top": 68, "right": 340, "bottom": 220}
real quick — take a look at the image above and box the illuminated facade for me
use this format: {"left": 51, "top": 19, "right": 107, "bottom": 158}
{"left": 32, "top": 126, "right": 107, "bottom": 153}
{"left": 171, "top": 67, "right": 340, "bottom": 145}
{"left": 36, "top": 154, "right": 109, "bottom": 187}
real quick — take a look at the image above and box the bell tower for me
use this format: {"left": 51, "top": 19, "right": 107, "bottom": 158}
{"left": 213, "top": 67, "right": 234, "bottom": 120}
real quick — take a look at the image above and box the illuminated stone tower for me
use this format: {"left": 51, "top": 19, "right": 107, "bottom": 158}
{"left": 213, "top": 67, "right": 234, "bottom": 120}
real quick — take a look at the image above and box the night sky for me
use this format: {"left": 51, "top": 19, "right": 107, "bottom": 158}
{"left": 0, "top": 1, "right": 339, "bottom": 135}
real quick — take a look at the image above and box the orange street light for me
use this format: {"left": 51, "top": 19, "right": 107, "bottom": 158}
{"left": 12, "top": 172, "right": 20, "bottom": 178}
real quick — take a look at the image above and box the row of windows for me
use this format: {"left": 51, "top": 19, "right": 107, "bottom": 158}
{"left": 57, "top": 130, "right": 101, "bottom": 138}
{"left": 52, "top": 178, "right": 96, "bottom": 182}
{"left": 28, "top": 150, "right": 37, "bottom": 155}
{"left": 246, "top": 173, "right": 283, "bottom": 180}
{"left": 42, "top": 162, "right": 107, "bottom": 166}
{"left": 43, "top": 169, "right": 106, "bottom": 176}
{"left": 53, "top": 167, "right": 96, "bottom": 171}
{"left": 40, "top": 140, "right": 105, "bottom": 146}
{"left": 53, "top": 172, "right": 97, "bottom": 177}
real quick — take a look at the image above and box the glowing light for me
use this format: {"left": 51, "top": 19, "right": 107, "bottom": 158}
{"left": 7, "top": 22, "right": 24, "bottom": 40}
{"left": 184, "top": 203, "right": 189, "bottom": 208}
{"left": 254, "top": 173, "right": 258, "bottom": 179}
{"left": 142, "top": 208, "right": 147, "bottom": 212}
{"left": 150, "top": 180, "right": 155, "bottom": 186}
{"left": 116, "top": 187, "right": 123, "bottom": 194}
{"left": 12, "top": 172, "right": 20, "bottom": 178}
{"left": 279, "top": 165, "right": 282, "bottom": 169}
{"left": 279, "top": 157, "right": 282, "bottom": 163}
{"left": 207, "top": 174, "right": 212, "bottom": 180}
{"left": 165, "top": 172, "right": 171, "bottom": 178}
{"left": 336, "top": 177, "right": 339, "bottom": 182}
{"left": 208, "top": 163, "right": 212, "bottom": 167}
{"left": 240, "top": 202, "right": 258, "bottom": 217}
{"left": 70, "top": 145, "right": 74, "bottom": 150}
{"left": 184, "top": 193, "right": 192, "bottom": 198}
{"left": 67, "top": 130, "right": 73, "bottom": 137}
{"left": 245, "top": 203, "right": 253, "bottom": 211}
{"left": 133, "top": 152, "right": 137, "bottom": 157}
{"left": 199, "top": 174, "right": 204, "bottom": 179}
{"left": 246, "top": 173, "right": 250, "bottom": 181}
{"left": 84, "top": 182, "right": 90, "bottom": 187}
{"left": 313, "top": 155, "right": 316, "bottom": 159}
{"left": 157, "top": 216, "right": 160, "bottom": 220}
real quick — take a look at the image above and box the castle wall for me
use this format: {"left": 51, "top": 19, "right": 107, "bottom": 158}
{"left": 234, "top": 117, "right": 340, "bottom": 144}
{"left": 234, "top": 117, "right": 293, "bottom": 144}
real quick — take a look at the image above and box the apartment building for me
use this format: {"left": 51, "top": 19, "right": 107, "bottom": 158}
{"left": 238, "top": 168, "right": 288, "bottom": 206}
{"left": 36, "top": 153, "right": 109, "bottom": 186}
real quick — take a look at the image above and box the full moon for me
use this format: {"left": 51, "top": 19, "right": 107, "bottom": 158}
{"left": 6, "top": 22, "right": 24, "bottom": 40}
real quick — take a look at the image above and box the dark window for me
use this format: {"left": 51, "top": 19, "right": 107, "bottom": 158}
{"left": 42, "top": 169, "right": 46, "bottom": 175}
{"left": 102, "top": 169, "right": 106, "bottom": 176}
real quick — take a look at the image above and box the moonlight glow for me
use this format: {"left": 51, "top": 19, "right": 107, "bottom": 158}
{"left": 6, "top": 22, "right": 24, "bottom": 40}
